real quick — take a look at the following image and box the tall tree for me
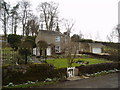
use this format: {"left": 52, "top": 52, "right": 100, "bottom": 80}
{"left": 25, "top": 15, "right": 39, "bottom": 36}
{"left": 10, "top": 3, "right": 19, "bottom": 34}
{"left": 107, "top": 26, "right": 118, "bottom": 42}
{"left": 63, "top": 19, "right": 75, "bottom": 36}
{"left": 0, "top": 0, "right": 10, "bottom": 37}
{"left": 19, "top": 0, "right": 31, "bottom": 36}
{"left": 37, "top": 2, "right": 59, "bottom": 31}
{"left": 7, "top": 34, "right": 22, "bottom": 50}
{"left": 71, "top": 34, "right": 80, "bottom": 42}
{"left": 116, "top": 24, "right": 120, "bottom": 43}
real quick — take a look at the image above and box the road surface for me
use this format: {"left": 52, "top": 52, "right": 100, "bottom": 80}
{"left": 40, "top": 73, "right": 119, "bottom": 88}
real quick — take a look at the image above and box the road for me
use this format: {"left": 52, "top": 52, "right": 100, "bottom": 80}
{"left": 40, "top": 73, "right": 119, "bottom": 88}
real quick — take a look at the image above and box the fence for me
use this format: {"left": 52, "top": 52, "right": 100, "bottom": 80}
{"left": 1, "top": 49, "right": 17, "bottom": 64}
{"left": 1, "top": 48, "right": 38, "bottom": 65}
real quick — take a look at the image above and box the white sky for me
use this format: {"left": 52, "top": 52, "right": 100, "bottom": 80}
{"left": 3, "top": 0, "right": 120, "bottom": 42}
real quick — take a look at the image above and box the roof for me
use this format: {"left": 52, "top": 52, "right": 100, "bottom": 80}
{"left": 88, "top": 43, "right": 103, "bottom": 47}
{"left": 38, "top": 30, "right": 64, "bottom": 36}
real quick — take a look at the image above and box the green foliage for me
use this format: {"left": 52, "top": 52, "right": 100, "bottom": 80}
{"left": 24, "top": 36, "right": 36, "bottom": 48}
{"left": 2, "top": 48, "right": 18, "bottom": 64}
{"left": 7, "top": 34, "right": 22, "bottom": 50}
{"left": 18, "top": 40, "right": 32, "bottom": 64}
{"left": 37, "top": 40, "right": 48, "bottom": 61}
{"left": 37, "top": 40, "right": 48, "bottom": 50}
{"left": 2, "top": 64, "right": 67, "bottom": 85}
{"left": 46, "top": 58, "right": 111, "bottom": 68}
{"left": 71, "top": 34, "right": 81, "bottom": 42}
{"left": 76, "top": 62, "right": 120, "bottom": 75}
{"left": 79, "top": 39, "right": 93, "bottom": 43}
{"left": 103, "top": 43, "right": 120, "bottom": 61}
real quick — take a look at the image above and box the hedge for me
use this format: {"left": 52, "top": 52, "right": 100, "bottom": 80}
{"left": 76, "top": 62, "right": 120, "bottom": 75}
{"left": 80, "top": 52, "right": 120, "bottom": 61}
{"left": 2, "top": 64, "right": 67, "bottom": 85}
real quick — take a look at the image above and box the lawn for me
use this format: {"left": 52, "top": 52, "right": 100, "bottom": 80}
{"left": 46, "top": 57, "right": 112, "bottom": 68}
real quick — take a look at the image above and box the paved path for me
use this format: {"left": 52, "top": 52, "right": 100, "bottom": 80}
{"left": 40, "top": 73, "right": 119, "bottom": 88}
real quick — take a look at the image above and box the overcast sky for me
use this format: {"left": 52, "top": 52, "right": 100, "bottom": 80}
{"left": 3, "top": 0, "right": 119, "bottom": 42}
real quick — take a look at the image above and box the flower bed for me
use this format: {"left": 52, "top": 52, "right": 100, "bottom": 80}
{"left": 2, "top": 64, "right": 67, "bottom": 86}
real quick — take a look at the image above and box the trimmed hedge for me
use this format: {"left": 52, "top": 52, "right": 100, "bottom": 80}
{"left": 76, "top": 62, "right": 120, "bottom": 75}
{"left": 2, "top": 64, "right": 67, "bottom": 85}
{"left": 80, "top": 52, "right": 120, "bottom": 61}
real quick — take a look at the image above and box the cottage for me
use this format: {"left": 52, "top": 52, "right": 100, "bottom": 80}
{"left": 35, "top": 30, "right": 70, "bottom": 56}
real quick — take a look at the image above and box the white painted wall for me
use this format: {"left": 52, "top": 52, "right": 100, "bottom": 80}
{"left": 33, "top": 48, "right": 40, "bottom": 56}
{"left": 92, "top": 48, "right": 101, "bottom": 54}
{"left": 33, "top": 48, "right": 37, "bottom": 55}
{"left": 47, "top": 47, "right": 51, "bottom": 56}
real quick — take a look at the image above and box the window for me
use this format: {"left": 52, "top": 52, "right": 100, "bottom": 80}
{"left": 55, "top": 36, "right": 60, "bottom": 42}
{"left": 55, "top": 46, "right": 61, "bottom": 53}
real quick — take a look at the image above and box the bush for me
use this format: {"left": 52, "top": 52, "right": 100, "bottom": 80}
{"left": 2, "top": 64, "right": 67, "bottom": 85}
{"left": 7, "top": 34, "right": 22, "bottom": 50}
{"left": 76, "top": 62, "right": 120, "bottom": 75}
{"left": 80, "top": 52, "right": 119, "bottom": 62}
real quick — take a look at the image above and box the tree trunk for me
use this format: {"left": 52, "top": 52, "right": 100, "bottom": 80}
{"left": 25, "top": 54, "right": 27, "bottom": 64}
{"left": 44, "top": 49, "right": 47, "bottom": 63}
{"left": 11, "top": 16, "right": 14, "bottom": 34}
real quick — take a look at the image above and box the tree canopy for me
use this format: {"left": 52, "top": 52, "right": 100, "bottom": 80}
{"left": 7, "top": 34, "right": 22, "bottom": 50}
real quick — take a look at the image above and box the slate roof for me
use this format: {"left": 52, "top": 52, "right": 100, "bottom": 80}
{"left": 88, "top": 43, "right": 103, "bottom": 47}
{"left": 39, "top": 30, "right": 64, "bottom": 36}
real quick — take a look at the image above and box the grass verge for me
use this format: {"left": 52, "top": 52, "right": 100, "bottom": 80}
{"left": 2, "top": 81, "right": 59, "bottom": 89}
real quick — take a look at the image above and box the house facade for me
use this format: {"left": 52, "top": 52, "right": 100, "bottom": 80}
{"left": 77, "top": 42, "right": 103, "bottom": 54}
{"left": 34, "top": 30, "right": 70, "bottom": 56}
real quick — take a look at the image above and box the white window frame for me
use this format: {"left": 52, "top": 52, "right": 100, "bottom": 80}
{"left": 55, "top": 46, "right": 61, "bottom": 53}
{"left": 55, "top": 36, "right": 60, "bottom": 42}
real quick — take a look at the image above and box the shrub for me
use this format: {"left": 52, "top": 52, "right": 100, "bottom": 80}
{"left": 80, "top": 52, "right": 119, "bottom": 62}
{"left": 76, "top": 62, "right": 120, "bottom": 75}
{"left": 7, "top": 34, "right": 22, "bottom": 50}
{"left": 2, "top": 64, "right": 67, "bottom": 85}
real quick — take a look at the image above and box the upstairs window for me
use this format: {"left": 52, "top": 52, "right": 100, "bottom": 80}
{"left": 55, "top": 36, "right": 60, "bottom": 42}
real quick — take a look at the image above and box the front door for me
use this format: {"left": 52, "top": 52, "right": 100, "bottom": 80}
{"left": 47, "top": 47, "right": 51, "bottom": 56}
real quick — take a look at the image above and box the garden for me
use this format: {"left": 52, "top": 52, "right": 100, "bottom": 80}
{"left": 46, "top": 56, "right": 112, "bottom": 68}
{"left": 2, "top": 34, "right": 120, "bottom": 89}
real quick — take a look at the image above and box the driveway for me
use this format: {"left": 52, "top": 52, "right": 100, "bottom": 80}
{"left": 39, "top": 73, "right": 119, "bottom": 88}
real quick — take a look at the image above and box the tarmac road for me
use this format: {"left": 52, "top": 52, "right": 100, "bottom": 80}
{"left": 39, "top": 73, "right": 119, "bottom": 88}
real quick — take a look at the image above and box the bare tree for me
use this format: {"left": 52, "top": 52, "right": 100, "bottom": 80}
{"left": 107, "top": 26, "right": 118, "bottom": 42}
{"left": 10, "top": 3, "right": 19, "bottom": 34}
{"left": 62, "top": 19, "right": 77, "bottom": 67}
{"left": 25, "top": 15, "right": 39, "bottom": 36}
{"left": 79, "top": 30, "right": 84, "bottom": 39}
{"left": 19, "top": 0, "right": 31, "bottom": 36}
{"left": 37, "top": 2, "right": 59, "bottom": 31}
{"left": 63, "top": 19, "right": 75, "bottom": 36}
{"left": 0, "top": 0, "right": 10, "bottom": 37}
{"left": 116, "top": 24, "right": 120, "bottom": 42}
{"left": 64, "top": 41, "right": 78, "bottom": 67}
